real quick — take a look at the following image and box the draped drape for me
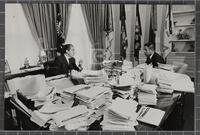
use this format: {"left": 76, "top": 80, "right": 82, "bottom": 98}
{"left": 22, "top": 4, "right": 58, "bottom": 60}
{"left": 104, "top": 4, "right": 114, "bottom": 60}
{"left": 59, "top": 4, "right": 72, "bottom": 41}
{"left": 149, "top": 4, "right": 157, "bottom": 48}
{"left": 81, "top": 4, "right": 104, "bottom": 70}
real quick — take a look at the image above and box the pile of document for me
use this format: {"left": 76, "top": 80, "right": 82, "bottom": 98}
{"left": 158, "top": 63, "right": 174, "bottom": 72}
{"left": 137, "top": 84, "right": 157, "bottom": 105}
{"left": 7, "top": 74, "right": 47, "bottom": 95}
{"left": 52, "top": 105, "right": 91, "bottom": 130}
{"left": 157, "top": 69, "right": 194, "bottom": 93}
{"left": 109, "top": 75, "right": 135, "bottom": 87}
{"left": 103, "top": 60, "right": 123, "bottom": 68}
{"left": 61, "top": 84, "right": 89, "bottom": 97}
{"left": 156, "top": 74, "right": 173, "bottom": 94}
{"left": 89, "top": 102, "right": 112, "bottom": 122}
{"left": 7, "top": 75, "right": 56, "bottom": 107}
{"left": 82, "top": 70, "right": 108, "bottom": 84}
{"left": 101, "top": 98, "right": 138, "bottom": 131}
{"left": 112, "top": 86, "right": 134, "bottom": 99}
{"left": 75, "top": 86, "right": 113, "bottom": 109}
{"left": 31, "top": 104, "right": 93, "bottom": 130}
{"left": 109, "top": 75, "right": 136, "bottom": 99}
{"left": 122, "top": 60, "right": 133, "bottom": 71}
{"left": 45, "top": 75, "right": 74, "bottom": 93}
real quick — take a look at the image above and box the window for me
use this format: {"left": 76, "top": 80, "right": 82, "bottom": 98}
{"left": 66, "top": 4, "right": 92, "bottom": 70}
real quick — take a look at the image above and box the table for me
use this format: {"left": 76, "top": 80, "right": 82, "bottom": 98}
{"left": 6, "top": 88, "right": 184, "bottom": 131}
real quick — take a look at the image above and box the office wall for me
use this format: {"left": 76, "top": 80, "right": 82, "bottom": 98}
{"left": 5, "top": 4, "right": 40, "bottom": 72}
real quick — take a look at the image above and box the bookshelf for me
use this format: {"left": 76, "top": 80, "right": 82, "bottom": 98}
{"left": 167, "top": 5, "right": 195, "bottom": 78}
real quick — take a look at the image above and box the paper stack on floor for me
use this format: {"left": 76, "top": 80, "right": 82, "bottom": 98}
{"left": 137, "top": 84, "right": 157, "bottom": 105}
{"left": 101, "top": 98, "right": 138, "bottom": 131}
{"left": 75, "top": 86, "right": 113, "bottom": 109}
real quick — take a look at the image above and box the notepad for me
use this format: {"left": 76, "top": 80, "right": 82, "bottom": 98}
{"left": 137, "top": 106, "right": 165, "bottom": 126}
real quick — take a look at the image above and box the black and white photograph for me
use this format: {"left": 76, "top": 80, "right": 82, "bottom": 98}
{"left": 4, "top": 3, "right": 195, "bottom": 131}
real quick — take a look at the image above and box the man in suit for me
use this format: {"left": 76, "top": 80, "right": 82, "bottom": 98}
{"left": 144, "top": 42, "right": 166, "bottom": 68}
{"left": 55, "top": 44, "right": 82, "bottom": 76}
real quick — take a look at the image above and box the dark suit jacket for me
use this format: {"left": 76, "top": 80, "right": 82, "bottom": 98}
{"left": 55, "top": 55, "right": 80, "bottom": 76}
{"left": 145, "top": 52, "right": 166, "bottom": 68}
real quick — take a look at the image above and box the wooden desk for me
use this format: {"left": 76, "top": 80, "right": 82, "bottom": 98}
{"left": 5, "top": 66, "right": 44, "bottom": 80}
{"left": 135, "top": 92, "right": 182, "bottom": 130}
{"left": 7, "top": 91, "right": 184, "bottom": 131}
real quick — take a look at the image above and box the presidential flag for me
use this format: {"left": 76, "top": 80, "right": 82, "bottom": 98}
{"left": 120, "top": 4, "right": 128, "bottom": 60}
{"left": 104, "top": 4, "right": 114, "bottom": 60}
{"left": 163, "top": 4, "right": 174, "bottom": 60}
{"left": 149, "top": 5, "right": 157, "bottom": 49}
{"left": 134, "top": 4, "right": 142, "bottom": 61}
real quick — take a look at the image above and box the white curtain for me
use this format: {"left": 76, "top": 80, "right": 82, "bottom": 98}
{"left": 65, "top": 4, "right": 92, "bottom": 70}
{"left": 5, "top": 4, "right": 40, "bottom": 72}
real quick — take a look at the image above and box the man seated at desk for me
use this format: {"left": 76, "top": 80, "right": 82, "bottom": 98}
{"left": 55, "top": 44, "right": 83, "bottom": 76}
{"left": 144, "top": 42, "right": 166, "bottom": 68}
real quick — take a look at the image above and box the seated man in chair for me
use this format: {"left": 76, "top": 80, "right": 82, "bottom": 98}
{"left": 55, "top": 44, "right": 82, "bottom": 76}
{"left": 144, "top": 42, "right": 166, "bottom": 68}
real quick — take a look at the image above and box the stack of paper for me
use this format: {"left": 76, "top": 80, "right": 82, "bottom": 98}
{"left": 7, "top": 75, "right": 47, "bottom": 95}
{"left": 137, "top": 84, "right": 157, "bottom": 105}
{"left": 7, "top": 75, "right": 56, "bottom": 107}
{"left": 156, "top": 74, "right": 173, "bottom": 94}
{"left": 158, "top": 70, "right": 195, "bottom": 93}
{"left": 89, "top": 102, "right": 112, "bottom": 120}
{"left": 46, "top": 75, "right": 74, "bottom": 93}
{"left": 31, "top": 110, "right": 52, "bottom": 127}
{"left": 112, "top": 86, "right": 134, "bottom": 99}
{"left": 101, "top": 98, "right": 138, "bottom": 131}
{"left": 52, "top": 105, "right": 90, "bottom": 129}
{"left": 109, "top": 75, "right": 135, "bottom": 87}
{"left": 103, "top": 60, "right": 123, "bottom": 68}
{"left": 137, "top": 106, "right": 165, "bottom": 126}
{"left": 122, "top": 60, "right": 133, "bottom": 71}
{"left": 82, "top": 70, "right": 108, "bottom": 84}
{"left": 75, "top": 86, "right": 113, "bottom": 109}
{"left": 158, "top": 64, "right": 174, "bottom": 72}
{"left": 38, "top": 100, "right": 74, "bottom": 114}
{"left": 61, "top": 84, "right": 90, "bottom": 96}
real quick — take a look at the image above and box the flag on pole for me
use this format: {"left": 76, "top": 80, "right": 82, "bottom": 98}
{"left": 134, "top": 4, "right": 142, "bottom": 61}
{"left": 149, "top": 5, "right": 157, "bottom": 49}
{"left": 163, "top": 4, "right": 174, "bottom": 60}
{"left": 120, "top": 4, "right": 128, "bottom": 60}
{"left": 104, "top": 4, "right": 114, "bottom": 60}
